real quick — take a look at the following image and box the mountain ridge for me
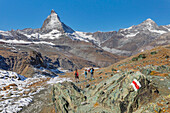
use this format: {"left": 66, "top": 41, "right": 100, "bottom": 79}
{"left": 0, "top": 10, "right": 169, "bottom": 70}
{"left": 0, "top": 10, "right": 170, "bottom": 113}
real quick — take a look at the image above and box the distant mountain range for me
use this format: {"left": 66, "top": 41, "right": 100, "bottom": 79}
{"left": 0, "top": 10, "right": 169, "bottom": 71}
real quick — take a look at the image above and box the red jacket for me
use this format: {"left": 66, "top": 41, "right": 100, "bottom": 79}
{"left": 74, "top": 71, "right": 79, "bottom": 76}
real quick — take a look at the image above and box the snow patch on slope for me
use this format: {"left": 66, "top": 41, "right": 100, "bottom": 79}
{"left": 149, "top": 29, "right": 167, "bottom": 34}
{"left": 47, "top": 77, "right": 72, "bottom": 84}
{"left": 0, "top": 69, "right": 73, "bottom": 113}
{"left": 162, "top": 25, "right": 170, "bottom": 31}
{"left": 0, "top": 39, "right": 55, "bottom": 45}
{"left": 0, "top": 70, "right": 44, "bottom": 112}
{"left": 126, "top": 32, "right": 139, "bottom": 37}
{"left": 75, "top": 31, "right": 96, "bottom": 41}
{"left": 102, "top": 46, "right": 131, "bottom": 56}
{"left": 0, "top": 97, "right": 33, "bottom": 113}
{"left": 0, "top": 31, "right": 12, "bottom": 37}
{"left": 66, "top": 31, "right": 98, "bottom": 43}
{"left": 120, "top": 25, "right": 134, "bottom": 32}
{"left": 20, "top": 29, "right": 62, "bottom": 40}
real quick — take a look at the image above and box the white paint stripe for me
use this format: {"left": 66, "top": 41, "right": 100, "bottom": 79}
{"left": 131, "top": 83, "right": 137, "bottom": 91}
{"left": 134, "top": 79, "right": 141, "bottom": 87}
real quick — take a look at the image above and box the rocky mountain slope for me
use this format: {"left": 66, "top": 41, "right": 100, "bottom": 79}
{"left": 51, "top": 71, "right": 159, "bottom": 113}
{"left": 40, "top": 45, "right": 169, "bottom": 113}
{"left": 0, "top": 9, "right": 169, "bottom": 113}
{"left": 99, "top": 19, "right": 170, "bottom": 56}
{"left": 0, "top": 45, "right": 97, "bottom": 78}
{"left": 0, "top": 10, "right": 169, "bottom": 73}
{"left": 0, "top": 10, "right": 125, "bottom": 73}
{"left": 0, "top": 45, "right": 169, "bottom": 113}
{"left": 78, "top": 19, "right": 170, "bottom": 56}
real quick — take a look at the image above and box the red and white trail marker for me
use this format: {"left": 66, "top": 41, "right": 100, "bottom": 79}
{"left": 131, "top": 79, "right": 141, "bottom": 91}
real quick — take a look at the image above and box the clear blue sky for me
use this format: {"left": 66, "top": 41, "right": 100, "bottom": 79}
{"left": 0, "top": 0, "right": 169, "bottom": 32}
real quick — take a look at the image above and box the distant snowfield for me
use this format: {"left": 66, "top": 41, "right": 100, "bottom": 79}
{"left": 47, "top": 77, "right": 72, "bottom": 84}
{"left": 21, "top": 30, "right": 62, "bottom": 40}
{"left": 149, "top": 29, "right": 167, "bottom": 34}
{"left": 0, "top": 69, "right": 71, "bottom": 113}
{"left": 0, "top": 31, "right": 13, "bottom": 37}
{"left": 102, "top": 46, "right": 131, "bottom": 56}
{"left": 125, "top": 32, "right": 139, "bottom": 38}
{"left": 22, "top": 30, "right": 97, "bottom": 43}
{"left": 0, "top": 39, "right": 55, "bottom": 45}
{"left": 0, "top": 30, "right": 98, "bottom": 44}
{"left": 75, "top": 31, "right": 96, "bottom": 42}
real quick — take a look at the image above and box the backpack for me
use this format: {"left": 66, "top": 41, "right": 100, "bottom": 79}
{"left": 90, "top": 69, "right": 93, "bottom": 73}
{"left": 74, "top": 72, "right": 78, "bottom": 76}
{"left": 85, "top": 71, "right": 87, "bottom": 75}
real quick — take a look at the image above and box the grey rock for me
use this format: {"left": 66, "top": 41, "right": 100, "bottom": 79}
{"left": 51, "top": 71, "right": 159, "bottom": 113}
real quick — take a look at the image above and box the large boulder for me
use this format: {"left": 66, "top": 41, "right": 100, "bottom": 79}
{"left": 51, "top": 71, "right": 159, "bottom": 113}
{"left": 29, "top": 51, "right": 47, "bottom": 68}
{"left": 83, "top": 71, "right": 159, "bottom": 113}
{"left": 52, "top": 82, "right": 86, "bottom": 113}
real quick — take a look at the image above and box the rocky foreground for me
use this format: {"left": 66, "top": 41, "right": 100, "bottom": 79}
{"left": 46, "top": 70, "right": 169, "bottom": 113}
{"left": 0, "top": 45, "right": 169, "bottom": 113}
{"left": 41, "top": 45, "right": 169, "bottom": 113}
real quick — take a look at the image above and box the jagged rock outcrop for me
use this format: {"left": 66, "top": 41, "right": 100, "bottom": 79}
{"left": 0, "top": 50, "right": 49, "bottom": 77}
{"left": 29, "top": 51, "right": 47, "bottom": 68}
{"left": 51, "top": 71, "right": 159, "bottom": 113}
{"left": 52, "top": 82, "right": 85, "bottom": 113}
{"left": 150, "top": 32, "right": 170, "bottom": 46}
{"left": 0, "top": 55, "right": 10, "bottom": 70}
{"left": 0, "top": 49, "right": 56, "bottom": 77}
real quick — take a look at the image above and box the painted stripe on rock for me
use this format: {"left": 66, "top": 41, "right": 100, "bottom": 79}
{"left": 131, "top": 79, "right": 141, "bottom": 91}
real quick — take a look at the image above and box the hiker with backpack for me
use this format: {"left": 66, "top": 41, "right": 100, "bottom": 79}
{"left": 88, "top": 68, "right": 90, "bottom": 73}
{"left": 74, "top": 69, "right": 79, "bottom": 83}
{"left": 90, "top": 68, "right": 94, "bottom": 80}
{"left": 84, "top": 69, "right": 87, "bottom": 79}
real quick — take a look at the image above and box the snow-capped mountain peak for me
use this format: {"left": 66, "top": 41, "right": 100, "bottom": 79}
{"left": 41, "top": 10, "right": 63, "bottom": 33}
{"left": 51, "top": 9, "right": 56, "bottom": 14}
{"left": 138, "top": 18, "right": 158, "bottom": 30}
{"left": 144, "top": 18, "right": 155, "bottom": 23}
{"left": 40, "top": 10, "right": 74, "bottom": 34}
{"left": 49, "top": 9, "right": 61, "bottom": 22}
{"left": 118, "top": 18, "right": 168, "bottom": 38}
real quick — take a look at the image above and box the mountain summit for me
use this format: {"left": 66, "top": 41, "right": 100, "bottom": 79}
{"left": 41, "top": 10, "right": 74, "bottom": 33}
{"left": 119, "top": 18, "right": 159, "bottom": 33}
{"left": 139, "top": 18, "right": 159, "bottom": 30}
{"left": 143, "top": 18, "right": 155, "bottom": 23}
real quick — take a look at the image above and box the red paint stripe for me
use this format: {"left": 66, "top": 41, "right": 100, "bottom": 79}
{"left": 132, "top": 81, "right": 139, "bottom": 89}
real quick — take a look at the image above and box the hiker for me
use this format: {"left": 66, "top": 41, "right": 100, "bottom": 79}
{"left": 90, "top": 68, "right": 94, "bottom": 80}
{"left": 74, "top": 69, "right": 79, "bottom": 83}
{"left": 88, "top": 68, "right": 90, "bottom": 73}
{"left": 84, "top": 69, "right": 87, "bottom": 79}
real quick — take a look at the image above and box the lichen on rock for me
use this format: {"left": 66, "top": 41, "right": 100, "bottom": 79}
{"left": 51, "top": 71, "right": 159, "bottom": 113}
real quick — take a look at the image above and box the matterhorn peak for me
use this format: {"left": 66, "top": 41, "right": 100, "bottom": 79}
{"left": 144, "top": 18, "right": 155, "bottom": 23}
{"left": 40, "top": 10, "right": 74, "bottom": 33}
{"left": 48, "top": 9, "right": 61, "bottom": 22}
{"left": 146, "top": 18, "right": 152, "bottom": 21}
{"left": 51, "top": 9, "right": 55, "bottom": 14}
{"left": 50, "top": 9, "right": 59, "bottom": 17}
